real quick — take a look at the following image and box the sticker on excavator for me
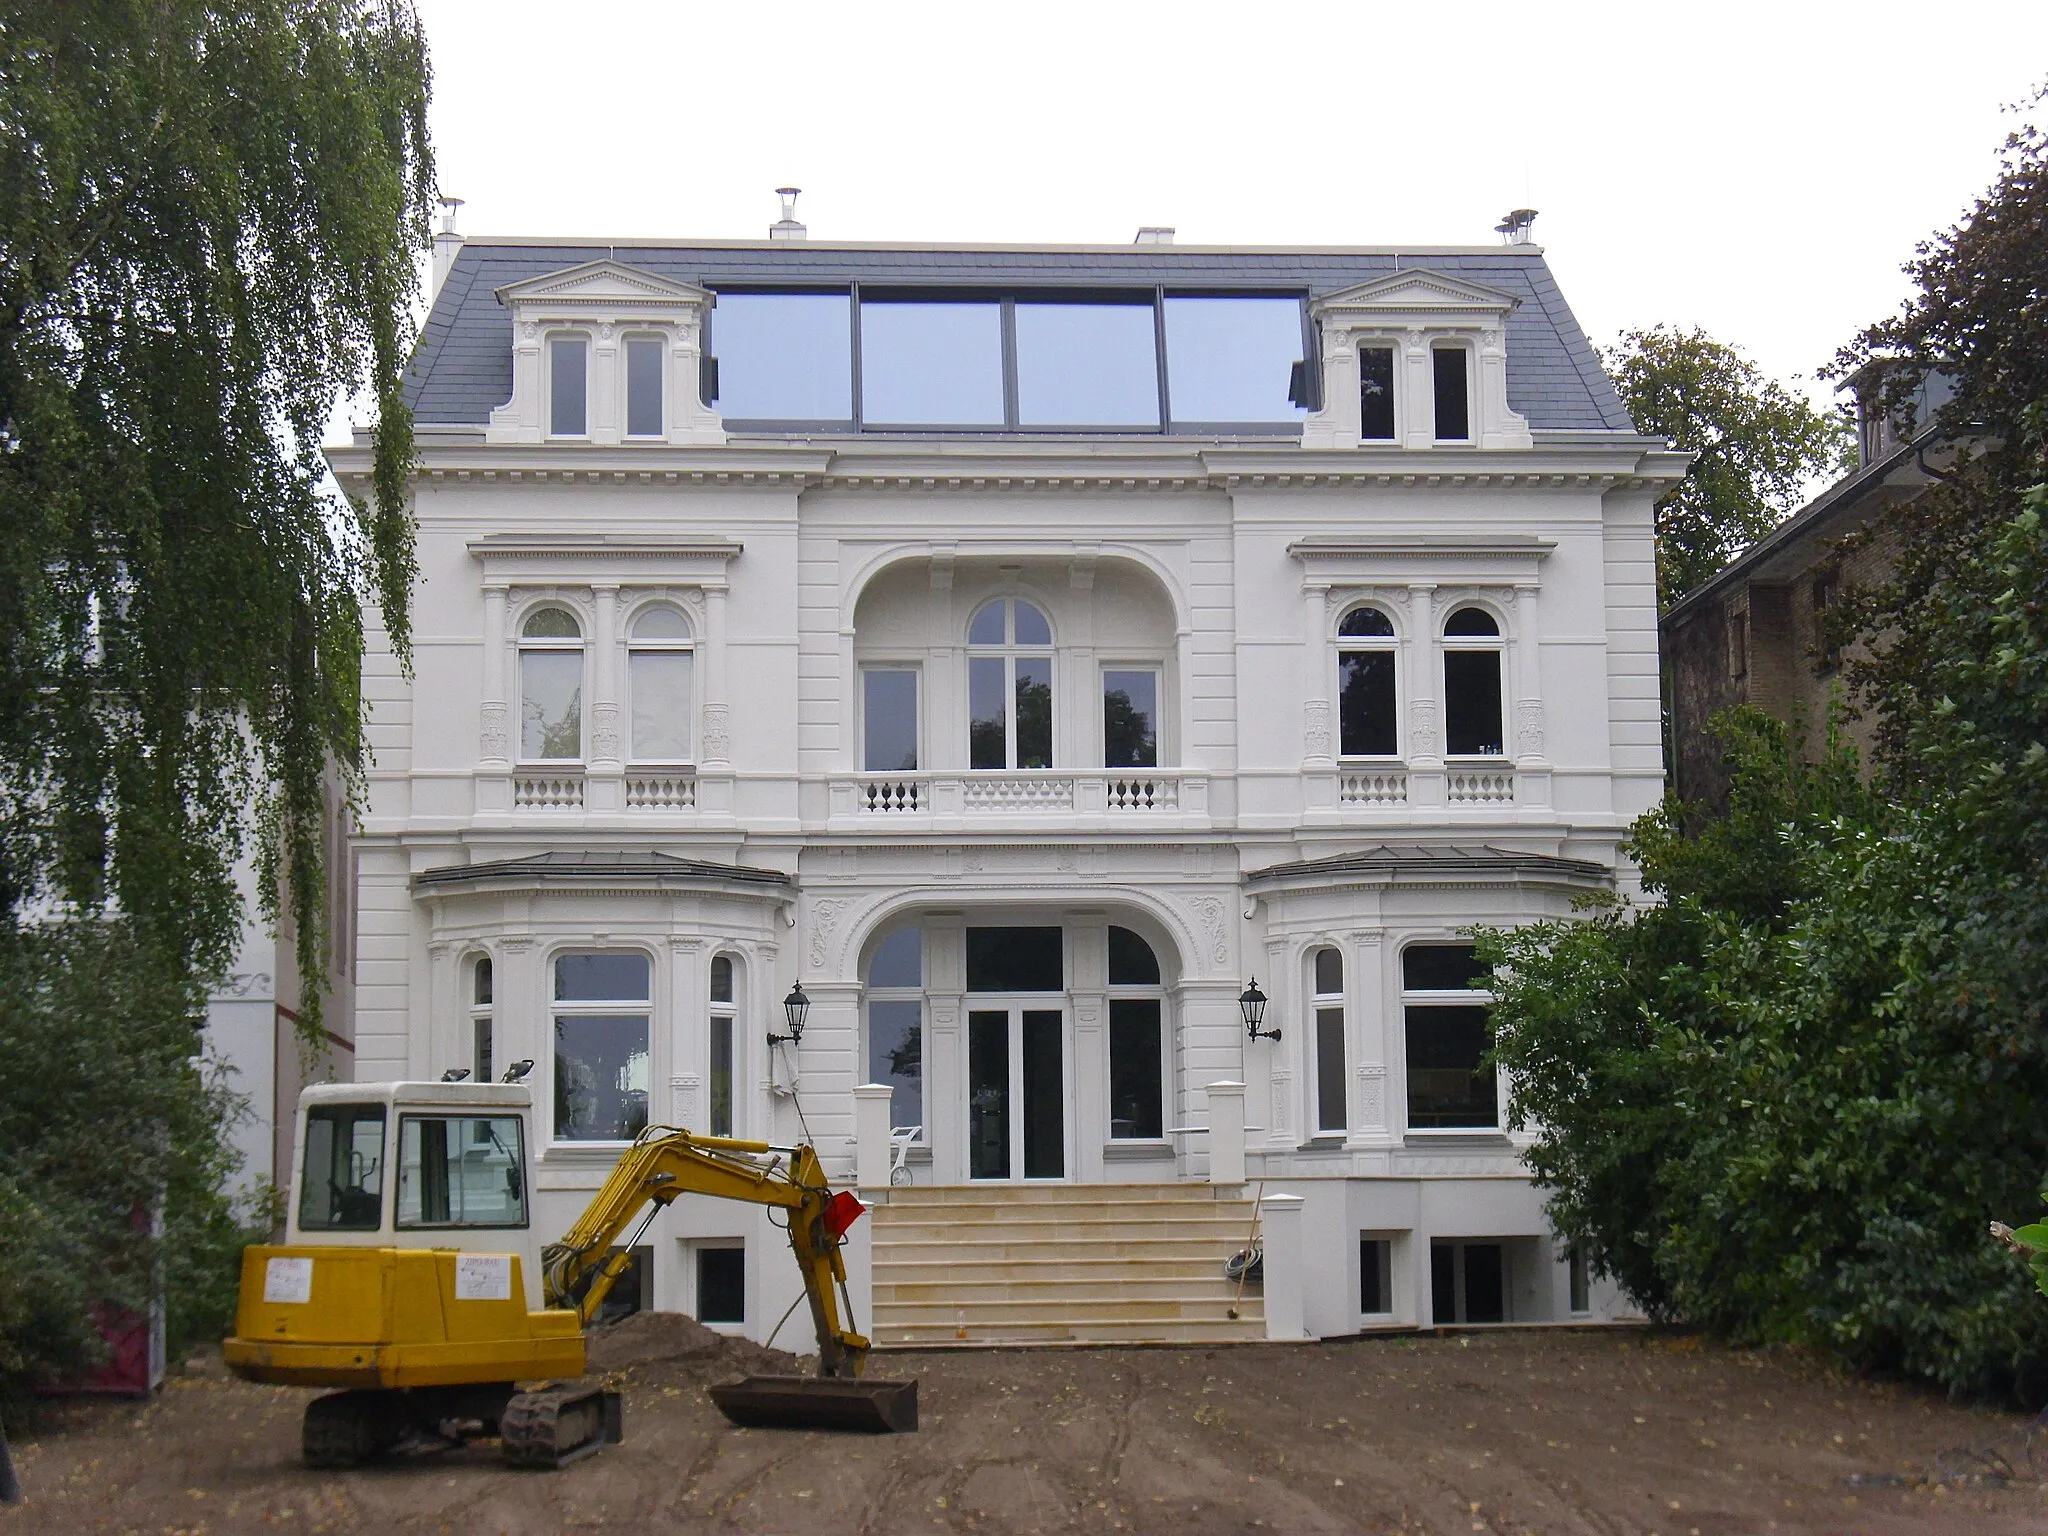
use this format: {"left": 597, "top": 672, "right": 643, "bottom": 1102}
{"left": 264, "top": 1257, "right": 314, "bottom": 1304}
{"left": 822, "top": 1190, "right": 865, "bottom": 1240}
{"left": 454, "top": 1253, "right": 513, "bottom": 1300}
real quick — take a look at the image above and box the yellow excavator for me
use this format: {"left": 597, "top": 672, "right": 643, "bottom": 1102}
{"left": 222, "top": 1075, "right": 916, "bottom": 1467}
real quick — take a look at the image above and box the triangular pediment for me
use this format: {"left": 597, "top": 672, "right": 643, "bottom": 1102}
{"left": 494, "top": 259, "right": 711, "bottom": 308}
{"left": 1312, "top": 269, "right": 1519, "bottom": 316}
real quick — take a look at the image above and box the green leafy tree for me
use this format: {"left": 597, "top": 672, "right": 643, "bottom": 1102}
{"left": 0, "top": 0, "right": 433, "bottom": 1018}
{"left": 1479, "top": 486, "right": 2048, "bottom": 1400}
{"left": 1832, "top": 83, "right": 2048, "bottom": 768}
{"left": 0, "top": 2, "right": 433, "bottom": 1399}
{"left": 1605, "top": 325, "right": 1853, "bottom": 607}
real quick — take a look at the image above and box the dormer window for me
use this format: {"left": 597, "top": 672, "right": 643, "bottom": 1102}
{"left": 1360, "top": 346, "right": 1397, "bottom": 441}
{"left": 549, "top": 336, "right": 588, "bottom": 438}
{"left": 1432, "top": 345, "right": 1471, "bottom": 442}
{"left": 625, "top": 336, "right": 664, "bottom": 437}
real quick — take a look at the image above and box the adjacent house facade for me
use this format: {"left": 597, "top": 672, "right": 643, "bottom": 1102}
{"left": 323, "top": 216, "right": 1683, "bottom": 1342}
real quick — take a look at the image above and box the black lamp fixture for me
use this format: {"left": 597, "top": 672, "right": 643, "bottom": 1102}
{"left": 1239, "top": 978, "right": 1280, "bottom": 1042}
{"left": 771, "top": 981, "right": 810, "bottom": 1047}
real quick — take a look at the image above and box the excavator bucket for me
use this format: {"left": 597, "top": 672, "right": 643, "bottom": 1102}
{"left": 707, "top": 1375, "right": 918, "bottom": 1433}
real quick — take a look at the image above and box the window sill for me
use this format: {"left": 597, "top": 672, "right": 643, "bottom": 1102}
{"left": 1103, "top": 1139, "right": 1174, "bottom": 1161}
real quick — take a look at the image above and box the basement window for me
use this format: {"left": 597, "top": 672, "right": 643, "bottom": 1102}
{"left": 694, "top": 1242, "right": 745, "bottom": 1325}
{"left": 1432, "top": 1240, "right": 1505, "bottom": 1324}
{"left": 1360, "top": 1236, "right": 1395, "bottom": 1316}
{"left": 1432, "top": 345, "right": 1471, "bottom": 442}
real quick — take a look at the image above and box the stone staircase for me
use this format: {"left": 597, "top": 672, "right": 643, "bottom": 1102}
{"left": 869, "top": 1183, "right": 1266, "bottom": 1346}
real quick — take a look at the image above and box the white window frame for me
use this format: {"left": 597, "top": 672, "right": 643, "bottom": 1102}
{"left": 1307, "top": 945, "right": 1347, "bottom": 1138}
{"left": 678, "top": 1236, "right": 747, "bottom": 1333}
{"left": 1334, "top": 603, "right": 1401, "bottom": 761}
{"left": 624, "top": 601, "right": 695, "bottom": 766}
{"left": 707, "top": 952, "right": 739, "bottom": 1139}
{"left": 859, "top": 662, "right": 923, "bottom": 773}
{"left": 1104, "top": 926, "right": 1169, "bottom": 1143}
{"left": 1099, "top": 661, "right": 1165, "bottom": 770}
{"left": 548, "top": 947, "right": 655, "bottom": 1147}
{"left": 516, "top": 602, "right": 587, "bottom": 765}
{"left": 547, "top": 331, "right": 591, "bottom": 440}
{"left": 1440, "top": 603, "right": 1509, "bottom": 762}
{"left": 965, "top": 597, "right": 1056, "bottom": 770}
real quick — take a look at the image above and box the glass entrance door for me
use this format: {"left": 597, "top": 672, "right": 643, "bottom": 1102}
{"left": 967, "top": 1007, "right": 1066, "bottom": 1180}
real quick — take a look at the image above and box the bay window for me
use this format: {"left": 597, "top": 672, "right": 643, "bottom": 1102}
{"left": 552, "top": 951, "right": 651, "bottom": 1143}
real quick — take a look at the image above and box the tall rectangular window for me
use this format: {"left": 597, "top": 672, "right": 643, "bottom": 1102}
{"left": 862, "top": 668, "right": 919, "bottom": 772}
{"left": 1360, "top": 1236, "right": 1393, "bottom": 1315}
{"left": 553, "top": 952, "right": 651, "bottom": 1143}
{"left": 1102, "top": 669, "right": 1159, "bottom": 769}
{"left": 1015, "top": 301, "right": 1160, "bottom": 427}
{"left": 1312, "top": 947, "right": 1346, "bottom": 1134}
{"left": 625, "top": 336, "right": 664, "bottom": 436}
{"left": 712, "top": 292, "right": 853, "bottom": 420}
{"left": 1108, "top": 998, "right": 1163, "bottom": 1140}
{"left": 1568, "top": 1243, "right": 1591, "bottom": 1315}
{"left": 1360, "top": 346, "right": 1396, "bottom": 440}
{"left": 860, "top": 300, "right": 1005, "bottom": 426}
{"left": 1432, "top": 345, "right": 1471, "bottom": 441}
{"left": 1163, "top": 296, "right": 1307, "bottom": 426}
{"left": 471, "top": 957, "right": 494, "bottom": 1088}
{"left": 550, "top": 336, "right": 588, "bottom": 436}
{"left": 708, "top": 955, "right": 735, "bottom": 1138}
{"left": 1402, "top": 945, "right": 1496, "bottom": 1130}
{"left": 866, "top": 926, "right": 923, "bottom": 1134}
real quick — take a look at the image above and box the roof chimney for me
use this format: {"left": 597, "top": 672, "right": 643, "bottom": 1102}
{"left": 1134, "top": 226, "right": 1175, "bottom": 245}
{"left": 769, "top": 187, "right": 807, "bottom": 242}
{"left": 430, "top": 196, "right": 465, "bottom": 302}
{"left": 1494, "top": 208, "right": 1539, "bottom": 246}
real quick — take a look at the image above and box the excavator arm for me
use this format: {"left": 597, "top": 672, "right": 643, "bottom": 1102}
{"left": 540, "top": 1128, "right": 869, "bottom": 1377}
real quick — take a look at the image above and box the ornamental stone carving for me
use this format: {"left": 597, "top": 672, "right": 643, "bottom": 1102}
{"left": 1186, "top": 895, "right": 1229, "bottom": 967}
{"left": 808, "top": 897, "right": 850, "bottom": 971}
{"left": 1304, "top": 699, "right": 1331, "bottom": 759}
{"left": 701, "top": 702, "right": 731, "bottom": 763}
{"left": 1358, "top": 1064, "right": 1388, "bottom": 1124}
{"left": 1410, "top": 699, "right": 1440, "bottom": 759}
{"left": 591, "top": 702, "right": 620, "bottom": 762}
{"left": 1515, "top": 699, "right": 1545, "bottom": 757}
{"left": 479, "top": 700, "right": 509, "bottom": 762}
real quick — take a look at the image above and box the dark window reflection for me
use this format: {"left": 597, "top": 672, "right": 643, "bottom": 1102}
{"left": 966, "top": 927, "right": 1062, "bottom": 992}
{"left": 1360, "top": 346, "right": 1396, "bottom": 440}
{"left": 1109, "top": 998, "right": 1163, "bottom": 1139}
{"left": 1103, "top": 669, "right": 1158, "bottom": 768}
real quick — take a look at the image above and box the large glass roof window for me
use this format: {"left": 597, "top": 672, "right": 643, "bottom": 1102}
{"left": 1163, "top": 296, "right": 1308, "bottom": 425}
{"left": 711, "top": 292, "right": 852, "bottom": 421}
{"left": 707, "top": 287, "right": 1306, "bottom": 433}
{"left": 860, "top": 300, "right": 1005, "bottom": 426}
{"left": 1015, "top": 301, "right": 1160, "bottom": 427}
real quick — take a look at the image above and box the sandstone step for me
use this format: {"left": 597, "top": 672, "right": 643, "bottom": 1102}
{"left": 875, "top": 1256, "right": 1228, "bottom": 1284}
{"left": 870, "top": 1220, "right": 1254, "bottom": 1247}
{"left": 875, "top": 1316, "right": 1266, "bottom": 1347}
{"left": 879, "top": 1183, "right": 1237, "bottom": 1205}
{"left": 872, "top": 1237, "right": 1254, "bottom": 1265}
{"left": 874, "top": 1292, "right": 1257, "bottom": 1322}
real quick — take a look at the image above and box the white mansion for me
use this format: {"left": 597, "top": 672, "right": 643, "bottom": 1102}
{"left": 323, "top": 211, "right": 1679, "bottom": 1343}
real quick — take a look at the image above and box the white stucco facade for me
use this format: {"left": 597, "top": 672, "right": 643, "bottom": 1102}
{"left": 325, "top": 235, "right": 1680, "bottom": 1340}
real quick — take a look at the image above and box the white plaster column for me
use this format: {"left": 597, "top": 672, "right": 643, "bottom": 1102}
{"left": 1401, "top": 329, "right": 1434, "bottom": 451}
{"left": 926, "top": 555, "right": 958, "bottom": 774}
{"left": 1512, "top": 582, "right": 1546, "bottom": 766}
{"left": 1405, "top": 583, "right": 1445, "bottom": 810}
{"left": 1300, "top": 329, "right": 1361, "bottom": 448}
{"left": 586, "top": 584, "right": 622, "bottom": 812}
{"left": 1261, "top": 1193, "right": 1309, "bottom": 1340}
{"left": 480, "top": 585, "right": 510, "bottom": 765}
{"left": 666, "top": 936, "right": 705, "bottom": 1127}
{"left": 426, "top": 939, "right": 458, "bottom": 1079}
{"left": 853, "top": 1084, "right": 895, "bottom": 1190}
{"left": 498, "top": 936, "right": 540, "bottom": 1132}
{"left": 1346, "top": 929, "right": 1391, "bottom": 1148}
{"left": 923, "top": 915, "right": 965, "bottom": 1184}
{"left": 701, "top": 584, "right": 731, "bottom": 767}
{"left": 1068, "top": 553, "right": 1099, "bottom": 779}
{"left": 1206, "top": 1080, "right": 1246, "bottom": 1188}
{"left": 1262, "top": 937, "right": 1292, "bottom": 1146}
{"left": 667, "top": 312, "right": 725, "bottom": 445}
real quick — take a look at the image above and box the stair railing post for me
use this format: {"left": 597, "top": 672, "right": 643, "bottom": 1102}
{"left": 1260, "top": 1192, "right": 1308, "bottom": 1340}
{"left": 853, "top": 1083, "right": 894, "bottom": 1191}
{"left": 1205, "top": 1080, "right": 1246, "bottom": 1188}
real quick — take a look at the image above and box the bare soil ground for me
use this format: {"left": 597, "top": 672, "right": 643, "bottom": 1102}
{"left": 5, "top": 1320, "right": 2044, "bottom": 1535}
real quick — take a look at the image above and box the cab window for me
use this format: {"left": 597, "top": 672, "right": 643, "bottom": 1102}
{"left": 298, "top": 1104, "right": 387, "bottom": 1230}
{"left": 396, "top": 1115, "right": 528, "bottom": 1228}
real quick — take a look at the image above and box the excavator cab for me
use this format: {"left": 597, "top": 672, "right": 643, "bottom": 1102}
{"left": 223, "top": 1079, "right": 914, "bottom": 1469}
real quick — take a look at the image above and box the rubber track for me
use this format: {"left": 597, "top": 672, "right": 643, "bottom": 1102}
{"left": 500, "top": 1384, "right": 610, "bottom": 1468}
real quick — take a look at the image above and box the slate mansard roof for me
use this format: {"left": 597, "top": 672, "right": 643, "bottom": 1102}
{"left": 406, "top": 239, "right": 1636, "bottom": 435}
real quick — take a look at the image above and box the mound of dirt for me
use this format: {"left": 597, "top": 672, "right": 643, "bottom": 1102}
{"left": 584, "top": 1309, "right": 807, "bottom": 1384}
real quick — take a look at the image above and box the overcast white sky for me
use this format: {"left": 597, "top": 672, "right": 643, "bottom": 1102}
{"left": 414, "top": 0, "right": 2046, "bottom": 410}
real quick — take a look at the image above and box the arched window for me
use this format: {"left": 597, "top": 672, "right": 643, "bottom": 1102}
{"left": 708, "top": 955, "right": 736, "bottom": 1137}
{"left": 865, "top": 926, "right": 923, "bottom": 1136}
{"left": 967, "top": 598, "right": 1053, "bottom": 769}
{"left": 519, "top": 606, "right": 584, "bottom": 761}
{"left": 1311, "top": 947, "right": 1346, "bottom": 1134}
{"left": 627, "top": 605, "right": 693, "bottom": 762}
{"left": 1107, "top": 926, "right": 1165, "bottom": 1141}
{"left": 470, "top": 956, "right": 494, "bottom": 1086}
{"left": 1443, "top": 607, "right": 1505, "bottom": 757}
{"left": 1337, "top": 607, "right": 1398, "bottom": 757}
